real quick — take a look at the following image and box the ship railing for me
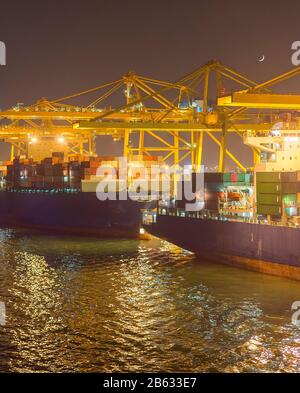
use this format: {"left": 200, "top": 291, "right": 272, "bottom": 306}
{"left": 156, "top": 206, "right": 300, "bottom": 228}
{"left": 157, "top": 207, "right": 258, "bottom": 224}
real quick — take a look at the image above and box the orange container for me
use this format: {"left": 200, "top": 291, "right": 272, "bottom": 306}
{"left": 90, "top": 161, "right": 101, "bottom": 168}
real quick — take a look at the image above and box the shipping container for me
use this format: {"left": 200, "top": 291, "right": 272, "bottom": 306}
{"left": 281, "top": 172, "right": 298, "bottom": 183}
{"left": 230, "top": 173, "right": 238, "bottom": 182}
{"left": 256, "top": 172, "right": 281, "bottom": 183}
{"left": 43, "top": 157, "right": 53, "bottom": 166}
{"left": 53, "top": 164, "right": 63, "bottom": 176}
{"left": 44, "top": 168, "right": 53, "bottom": 177}
{"left": 223, "top": 173, "right": 231, "bottom": 182}
{"left": 256, "top": 182, "right": 281, "bottom": 194}
{"left": 204, "top": 173, "right": 223, "bottom": 183}
{"left": 282, "top": 182, "right": 298, "bottom": 194}
{"left": 90, "top": 160, "right": 101, "bottom": 168}
{"left": 257, "top": 193, "right": 282, "bottom": 205}
{"left": 238, "top": 173, "right": 245, "bottom": 182}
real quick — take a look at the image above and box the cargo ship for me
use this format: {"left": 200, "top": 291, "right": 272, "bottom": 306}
{"left": 144, "top": 127, "right": 300, "bottom": 280}
{"left": 0, "top": 153, "right": 159, "bottom": 238}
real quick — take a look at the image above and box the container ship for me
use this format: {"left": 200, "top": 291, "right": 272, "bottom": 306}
{"left": 0, "top": 152, "right": 159, "bottom": 238}
{"left": 144, "top": 127, "right": 300, "bottom": 280}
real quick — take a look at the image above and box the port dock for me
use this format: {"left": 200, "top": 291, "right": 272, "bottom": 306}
{"left": 1, "top": 62, "right": 300, "bottom": 273}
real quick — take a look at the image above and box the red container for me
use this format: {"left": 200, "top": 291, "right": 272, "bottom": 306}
{"left": 230, "top": 173, "right": 238, "bottom": 182}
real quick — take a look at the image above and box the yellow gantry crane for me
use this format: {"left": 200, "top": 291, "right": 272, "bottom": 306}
{"left": 73, "top": 61, "right": 274, "bottom": 172}
{"left": 1, "top": 61, "right": 300, "bottom": 171}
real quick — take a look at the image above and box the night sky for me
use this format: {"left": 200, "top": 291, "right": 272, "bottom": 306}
{"left": 1, "top": 0, "right": 300, "bottom": 166}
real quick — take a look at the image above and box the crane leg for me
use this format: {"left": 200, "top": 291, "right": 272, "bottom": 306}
{"left": 218, "top": 122, "right": 228, "bottom": 173}
{"left": 195, "top": 131, "right": 204, "bottom": 168}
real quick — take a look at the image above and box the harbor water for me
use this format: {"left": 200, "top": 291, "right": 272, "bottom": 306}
{"left": 0, "top": 229, "right": 299, "bottom": 372}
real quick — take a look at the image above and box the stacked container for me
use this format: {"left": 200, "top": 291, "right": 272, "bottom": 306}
{"left": 256, "top": 171, "right": 300, "bottom": 217}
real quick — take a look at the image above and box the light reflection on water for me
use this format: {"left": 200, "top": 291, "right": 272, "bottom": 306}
{"left": 0, "top": 228, "right": 299, "bottom": 372}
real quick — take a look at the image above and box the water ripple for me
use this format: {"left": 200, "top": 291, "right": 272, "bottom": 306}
{"left": 0, "top": 230, "right": 299, "bottom": 372}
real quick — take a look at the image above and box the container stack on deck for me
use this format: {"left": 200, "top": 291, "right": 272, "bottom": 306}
{"left": 5, "top": 153, "right": 118, "bottom": 192}
{"left": 4, "top": 154, "right": 164, "bottom": 194}
{"left": 256, "top": 171, "right": 300, "bottom": 218}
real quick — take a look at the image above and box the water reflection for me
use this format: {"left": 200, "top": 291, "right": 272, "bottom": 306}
{"left": 0, "top": 229, "right": 299, "bottom": 372}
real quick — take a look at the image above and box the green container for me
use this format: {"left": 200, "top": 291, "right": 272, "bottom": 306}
{"left": 257, "top": 193, "right": 282, "bottom": 206}
{"left": 223, "top": 173, "right": 231, "bottom": 182}
{"left": 256, "top": 172, "right": 281, "bottom": 183}
{"left": 238, "top": 173, "right": 245, "bottom": 182}
{"left": 256, "top": 182, "right": 281, "bottom": 194}
{"left": 257, "top": 204, "right": 282, "bottom": 216}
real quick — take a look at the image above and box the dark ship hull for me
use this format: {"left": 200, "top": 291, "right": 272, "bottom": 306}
{"left": 146, "top": 215, "right": 300, "bottom": 280}
{"left": 0, "top": 191, "right": 146, "bottom": 238}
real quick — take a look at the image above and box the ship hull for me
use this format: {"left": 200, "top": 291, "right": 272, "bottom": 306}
{"left": 146, "top": 215, "right": 300, "bottom": 280}
{"left": 0, "top": 191, "right": 146, "bottom": 238}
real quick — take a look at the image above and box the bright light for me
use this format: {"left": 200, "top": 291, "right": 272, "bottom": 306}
{"left": 31, "top": 137, "right": 38, "bottom": 144}
{"left": 139, "top": 228, "right": 145, "bottom": 235}
{"left": 271, "top": 130, "right": 281, "bottom": 137}
{"left": 58, "top": 136, "right": 65, "bottom": 144}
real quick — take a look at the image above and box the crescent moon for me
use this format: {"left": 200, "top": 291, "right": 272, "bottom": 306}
{"left": 259, "top": 55, "right": 265, "bottom": 62}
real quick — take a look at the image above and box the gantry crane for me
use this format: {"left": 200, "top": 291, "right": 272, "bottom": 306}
{"left": 73, "top": 60, "right": 276, "bottom": 172}
{"left": 2, "top": 61, "right": 300, "bottom": 171}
